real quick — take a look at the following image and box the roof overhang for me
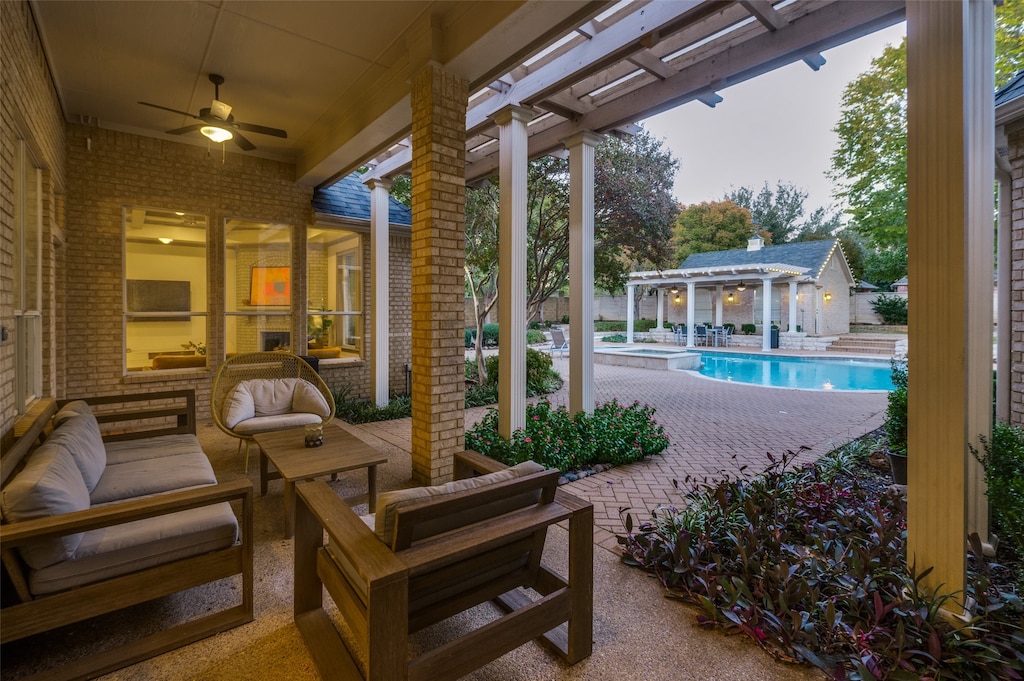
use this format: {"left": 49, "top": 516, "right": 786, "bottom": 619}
{"left": 629, "top": 262, "right": 812, "bottom": 287}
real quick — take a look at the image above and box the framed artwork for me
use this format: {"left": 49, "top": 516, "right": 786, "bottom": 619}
{"left": 249, "top": 266, "right": 290, "bottom": 306}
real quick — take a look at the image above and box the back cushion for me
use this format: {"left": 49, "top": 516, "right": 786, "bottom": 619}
{"left": 374, "top": 460, "right": 545, "bottom": 545}
{"left": 1, "top": 443, "right": 90, "bottom": 569}
{"left": 292, "top": 380, "right": 331, "bottom": 419}
{"left": 47, "top": 410, "right": 107, "bottom": 492}
{"left": 53, "top": 399, "right": 93, "bottom": 428}
{"left": 223, "top": 378, "right": 304, "bottom": 429}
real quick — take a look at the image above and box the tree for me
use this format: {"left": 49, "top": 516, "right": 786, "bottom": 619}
{"left": 725, "top": 181, "right": 809, "bottom": 244}
{"left": 996, "top": 0, "right": 1024, "bottom": 89}
{"left": 672, "top": 200, "right": 761, "bottom": 263}
{"left": 464, "top": 129, "right": 679, "bottom": 381}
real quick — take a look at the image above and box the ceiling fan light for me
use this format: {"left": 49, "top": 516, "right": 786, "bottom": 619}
{"left": 158, "top": 237, "right": 173, "bottom": 244}
{"left": 201, "top": 125, "right": 233, "bottom": 143}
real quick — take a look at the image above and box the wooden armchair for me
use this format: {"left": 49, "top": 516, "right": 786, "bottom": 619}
{"left": 294, "top": 450, "right": 593, "bottom": 681}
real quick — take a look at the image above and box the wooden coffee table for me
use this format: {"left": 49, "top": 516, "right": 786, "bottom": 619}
{"left": 254, "top": 426, "right": 387, "bottom": 538}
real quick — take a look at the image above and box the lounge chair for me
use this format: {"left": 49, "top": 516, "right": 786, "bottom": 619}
{"left": 550, "top": 328, "right": 569, "bottom": 358}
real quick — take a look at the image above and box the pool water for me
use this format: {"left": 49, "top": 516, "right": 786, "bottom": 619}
{"left": 697, "top": 352, "right": 894, "bottom": 391}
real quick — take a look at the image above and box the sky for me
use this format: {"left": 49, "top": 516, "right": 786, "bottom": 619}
{"left": 642, "top": 21, "right": 907, "bottom": 221}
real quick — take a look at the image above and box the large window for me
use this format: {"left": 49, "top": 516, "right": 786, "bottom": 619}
{"left": 13, "top": 139, "right": 42, "bottom": 409}
{"left": 752, "top": 285, "right": 783, "bottom": 326}
{"left": 306, "top": 227, "right": 363, "bottom": 361}
{"left": 225, "top": 219, "right": 292, "bottom": 355}
{"left": 124, "top": 208, "right": 208, "bottom": 371}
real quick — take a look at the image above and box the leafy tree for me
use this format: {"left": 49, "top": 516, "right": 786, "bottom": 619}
{"left": 861, "top": 244, "right": 907, "bottom": 291}
{"left": 725, "top": 181, "right": 809, "bottom": 244}
{"left": 791, "top": 205, "right": 843, "bottom": 242}
{"left": 996, "top": 0, "right": 1024, "bottom": 89}
{"left": 672, "top": 200, "right": 761, "bottom": 263}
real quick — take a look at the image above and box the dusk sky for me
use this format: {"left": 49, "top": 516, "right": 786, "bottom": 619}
{"left": 642, "top": 21, "right": 908, "bottom": 222}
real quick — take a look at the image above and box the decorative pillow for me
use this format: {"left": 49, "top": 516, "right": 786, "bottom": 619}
{"left": 222, "top": 384, "right": 256, "bottom": 429}
{"left": 53, "top": 399, "right": 93, "bottom": 428}
{"left": 246, "top": 378, "right": 300, "bottom": 417}
{"left": 292, "top": 380, "right": 331, "bottom": 419}
{"left": 374, "top": 460, "right": 545, "bottom": 544}
{"left": 47, "top": 410, "right": 107, "bottom": 492}
{"left": 1, "top": 443, "right": 90, "bottom": 569}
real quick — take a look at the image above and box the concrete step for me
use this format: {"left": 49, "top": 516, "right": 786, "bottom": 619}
{"left": 826, "top": 333, "right": 899, "bottom": 355}
{"left": 825, "top": 345, "right": 894, "bottom": 355}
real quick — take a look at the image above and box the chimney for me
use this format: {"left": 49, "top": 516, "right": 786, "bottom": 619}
{"left": 747, "top": 235, "right": 764, "bottom": 251}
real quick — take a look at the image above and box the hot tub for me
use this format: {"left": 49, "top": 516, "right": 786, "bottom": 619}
{"left": 593, "top": 346, "right": 702, "bottom": 371}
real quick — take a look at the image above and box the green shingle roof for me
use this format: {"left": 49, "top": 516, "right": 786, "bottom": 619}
{"left": 680, "top": 239, "right": 840, "bottom": 274}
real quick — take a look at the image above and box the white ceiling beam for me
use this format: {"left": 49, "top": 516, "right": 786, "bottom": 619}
{"left": 740, "top": 0, "right": 828, "bottom": 72}
{"left": 696, "top": 90, "right": 724, "bottom": 107}
{"left": 627, "top": 50, "right": 678, "bottom": 79}
{"left": 465, "top": 0, "right": 905, "bottom": 182}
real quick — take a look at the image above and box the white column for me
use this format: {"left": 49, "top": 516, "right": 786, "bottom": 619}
{"left": 494, "top": 106, "right": 535, "bottom": 438}
{"left": 625, "top": 285, "right": 635, "bottom": 344}
{"left": 367, "top": 178, "right": 392, "bottom": 407}
{"left": 685, "top": 282, "right": 696, "bottom": 347}
{"left": 714, "top": 285, "right": 723, "bottom": 326}
{"left": 762, "top": 278, "right": 773, "bottom": 351}
{"left": 906, "top": 0, "right": 994, "bottom": 597}
{"left": 566, "top": 131, "right": 602, "bottom": 415}
{"left": 788, "top": 281, "right": 799, "bottom": 333}
{"left": 656, "top": 288, "right": 665, "bottom": 334}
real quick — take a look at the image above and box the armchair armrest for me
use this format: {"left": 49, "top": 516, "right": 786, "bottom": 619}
{"left": 0, "top": 479, "right": 252, "bottom": 548}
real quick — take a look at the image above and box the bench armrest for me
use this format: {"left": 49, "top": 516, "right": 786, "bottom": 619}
{"left": 454, "top": 449, "right": 509, "bottom": 479}
{"left": 60, "top": 389, "right": 197, "bottom": 440}
{"left": 0, "top": 479, "right": 252, "bottom": 548}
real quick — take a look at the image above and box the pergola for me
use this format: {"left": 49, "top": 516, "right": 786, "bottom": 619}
{"left": 20, "top": 0, "right": 997, "bottom": 602}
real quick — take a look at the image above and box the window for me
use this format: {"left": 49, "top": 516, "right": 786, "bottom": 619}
{"left": 226, "top": 219, "right": 292, "bottom": 355}
{"left": 13, "top": 139, "right": 43, "bottom": 409}
{"left": 124, "top": 208, "right": 208, "bottom": 371}
{"left": 694, "top": 289, "right": 712, "bottom": 325}
{"left": 307, "top": 227, "right": 363, "bottom": 361}
{"left": 753, "top": 285, "right": 783, "bottom": 325}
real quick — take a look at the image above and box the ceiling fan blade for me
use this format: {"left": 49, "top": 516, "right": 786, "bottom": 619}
{"left": 139, "top": 101, "right": 199, "bottom": 119}
{"left": 165, "top": 124, "right": 204, "bottom": 135}
{"left": 235, "top": 121, "right": 288, "bottom": 139}
{"left": 231, "top": 131, "right": 256, "bottom": 151}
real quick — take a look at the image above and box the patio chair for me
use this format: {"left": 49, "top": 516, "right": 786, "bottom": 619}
{"left": 720, "top": 325, "right": 732, "bottom": 347}
{"left": 550, "top": 328, "right": 569, "bottom": 357}
{"left": 293, "top": 450, "right": 593, "bottom": 681}
{"left": 211, "top": 352, "right": 335, "bottom": 471}
{"left": 674, "top": 324, "right": 686, "bottom": 346}
{"left": 694, "top": 325, "right": 708, "bottom": 347}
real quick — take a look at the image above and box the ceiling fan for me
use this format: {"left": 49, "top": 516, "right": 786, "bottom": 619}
{"left": 139, "top": 73, "right": 287, "bottom": 151}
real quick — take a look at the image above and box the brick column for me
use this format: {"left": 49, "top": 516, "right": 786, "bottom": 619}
{"left": 367, "top": 178, "right": 392, "bottom": 408}
{"left": 409, "top": 63, "right": 468, "bottom": 485}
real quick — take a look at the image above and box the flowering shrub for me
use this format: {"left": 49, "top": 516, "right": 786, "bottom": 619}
{"left": 620, "top": 448, "right": 1024, "bottom": 680}
{"left": 465, "top": 399, "right": 670, "bottom": 472}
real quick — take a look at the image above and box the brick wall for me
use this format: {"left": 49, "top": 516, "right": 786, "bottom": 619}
{"left": 1009, "top": 125, "right": 1024, "bottom": 427}
{"left": 1, "top": 1, "right": 66, "bottom": 435}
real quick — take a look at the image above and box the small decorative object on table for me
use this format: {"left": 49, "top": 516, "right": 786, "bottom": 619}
{"left": 304, "top": 424, "right": 324, "bottom": 448}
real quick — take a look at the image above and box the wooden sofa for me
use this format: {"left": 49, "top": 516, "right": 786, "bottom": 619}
{"left": 0, "top": 390, "right": 253, "bottom": 681}
{"left": 294, "top": 449, "right": 593, "bottom": 681}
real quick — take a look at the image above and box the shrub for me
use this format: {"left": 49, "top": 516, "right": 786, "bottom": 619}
{"left": 722, "top": 323, "right": 735, "bottom": 333}
{"left": 482, "top": 348, "right": 561, "bottom": 396}
{"left": 870, "top": 294, "right": 908, "bottom": 324}
{"left": 620, "top": 448, "right": 1024, "bottom": 680}
{"left": 741, "top": 323, "right": 756, "bottom": 335}
{"left": 526, "top": 329, "right": 547, "bottom": 344}
{"left": 465, "top": 399, "right": 669, "bottom": 472}
{"left": 602, "top": 334, "right": 628, "bottom": 343}
{"left": 561, "top": 315, "right": 569, "bottom": 324}
{"left": 594, "top": 320, "right": 626, "bottom": 332}
{"left": 885, "top": 359, "right": 908, "bottom": 456}
{"left": 334, "top": 387, "right": 411, "bottom": 423}
{"left": 973, "top": 422, "right": 1024, "bottom": 562}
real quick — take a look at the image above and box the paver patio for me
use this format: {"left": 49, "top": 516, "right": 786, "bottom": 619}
{"left": 353, "top": 355, "right": 889, "bottom": 552}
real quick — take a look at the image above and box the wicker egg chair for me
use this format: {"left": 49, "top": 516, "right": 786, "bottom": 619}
{"left": 211, "top": 352, "right": 336, "bottom": 470}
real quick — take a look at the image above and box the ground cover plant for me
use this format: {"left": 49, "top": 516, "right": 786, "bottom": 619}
{"left": 973, "top": 422, "right": 1024, "bottom": 593}
{"left": 466, "top": 399, "right": 670, "bottom": 473}
{"left": 619, "top": 443, "right": 1024, "bottom": 680}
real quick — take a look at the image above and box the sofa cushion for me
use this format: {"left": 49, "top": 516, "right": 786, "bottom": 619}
{"left": 373, "top": 460, "right": 546, "bottom": 545}
{"left": 47, "top": 410, "right": 107, "bottom": 492}
{"left": 292, "top": 380, "right": 331, "bottom": 419}
{"left": 90, "top": 452, "right": 217, "bottom": 506}
{"left": 232, "top": 412, "right": 323, "bottom": 435}
{"left": 53, "top": 399, "right": 93, "bottom": 427}
{"left": 28, "top": 502, "right": 239, "bottom": 595}
{"left": 1, "top": 443, "right": 90, "bottom": 569}
{"left": 104, "top": 433, "right": 205, "bottom": 465}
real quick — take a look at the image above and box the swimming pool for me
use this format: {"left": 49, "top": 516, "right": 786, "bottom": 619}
{"left": 696, "top": 351, "right": 894, "bottom": 391}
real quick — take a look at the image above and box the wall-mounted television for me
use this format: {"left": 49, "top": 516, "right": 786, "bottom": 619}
{"left": 249, "top": 266, "right": 290, "bottom": 307}
{"left": 127, "top": 280, "right": 191, "bottom": 321}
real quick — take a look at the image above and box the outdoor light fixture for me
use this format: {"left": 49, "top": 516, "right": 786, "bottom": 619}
{"left": 158, "top": 237, "right": 173, "bottom": 245}
{"left": 200, "top": 125, "right": 233, "bottom": 143}
{"left": 670, "top": 286, "right": 679, "bottom": 295}
{"left": 674, "top": 294, "right": 681, "bottom": 304}
{"left": 824, "top": 291, "right": 833, "bottom": 301}
{"left": 736, "top": 281, "right": 746, "bottom": 292}
{"left": 726, "top": 292, "right": 735, "bottom": 303}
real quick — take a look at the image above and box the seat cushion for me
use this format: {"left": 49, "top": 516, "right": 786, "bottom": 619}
{"left": 1, "top": 443, "right": 90, "bottom": 569}
{"left": 232, "top": 412, "right": 323, "bottom": 435}
{"left": 46, "top": 409, "right": 107, "bottom": 492}
{"left": 90, "top": 452, "right": 217, "bottom": 505}
{"left": 373, "top": 460, "right": 545, "bottom": 545}
{"left": 28, "top": 502, "right": 239, "bottom": 595}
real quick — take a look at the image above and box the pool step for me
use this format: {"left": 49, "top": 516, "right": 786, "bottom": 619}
{"left": 826, "top": 334, "right": 900, "bottom": 356}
